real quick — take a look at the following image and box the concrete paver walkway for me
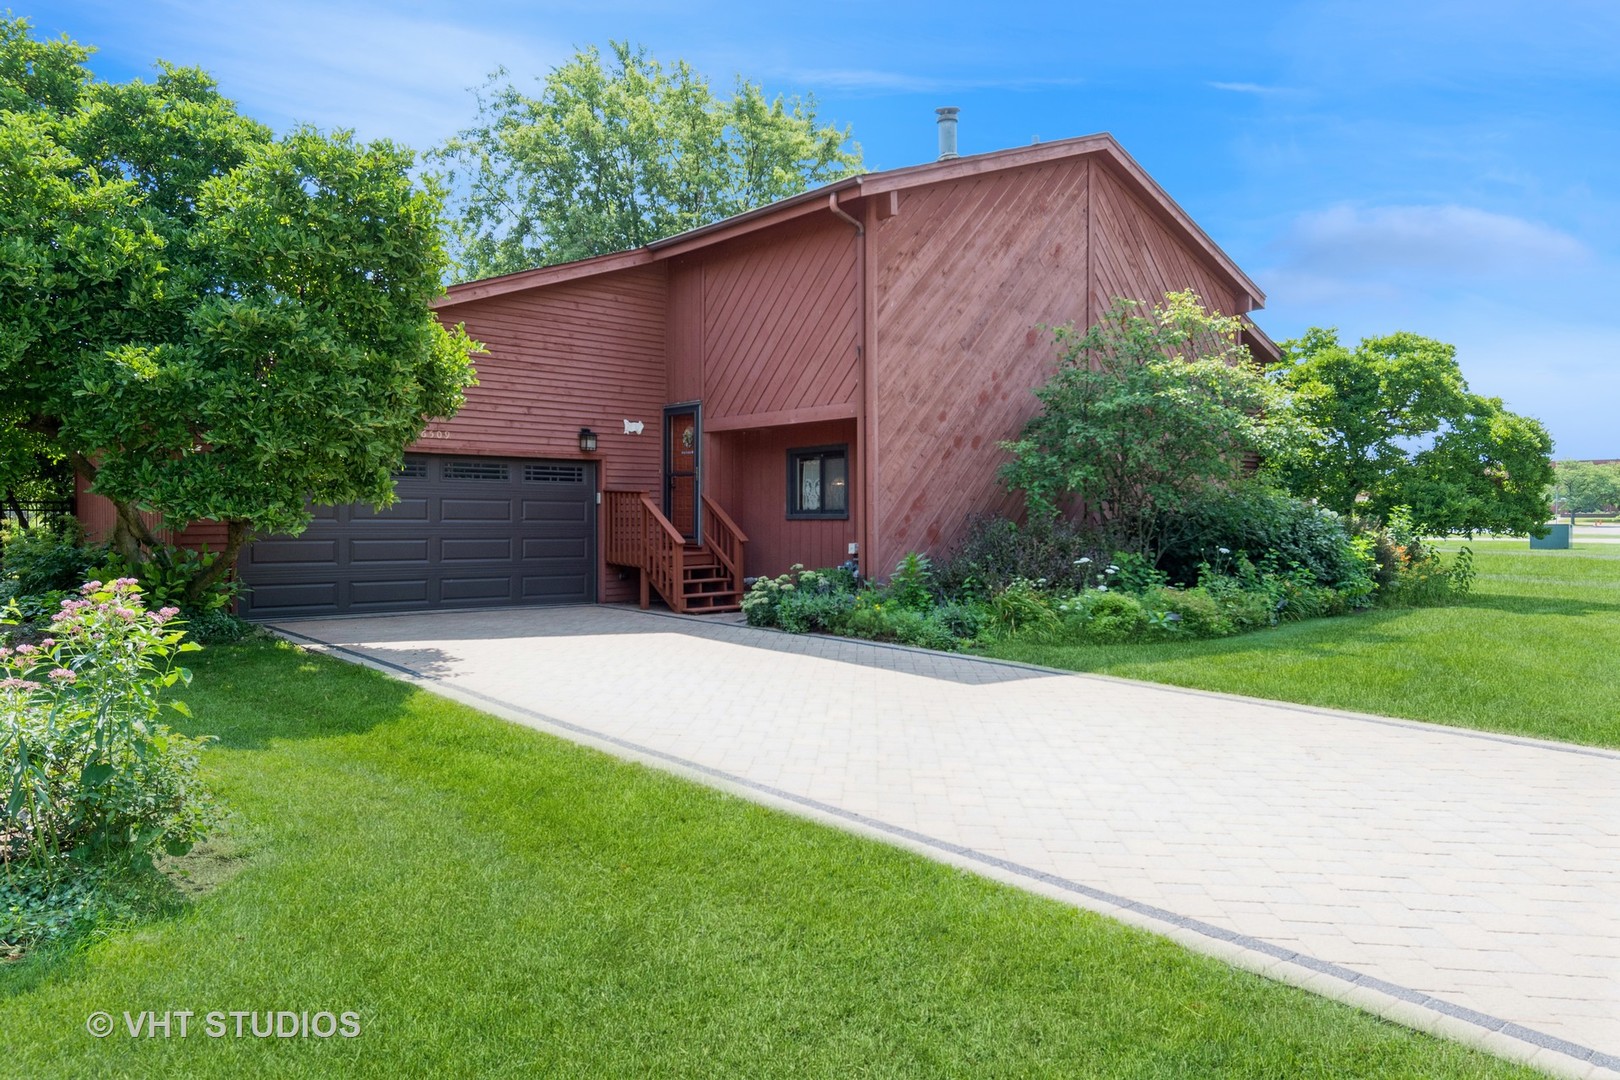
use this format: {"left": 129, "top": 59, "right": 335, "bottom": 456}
{"left": 273, "top": 605, "right": 1620, "bottom": 1078}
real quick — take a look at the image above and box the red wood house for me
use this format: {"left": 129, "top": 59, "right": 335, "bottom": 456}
{"left": 80, "top": 130, "right": 1277, "bottom": 619}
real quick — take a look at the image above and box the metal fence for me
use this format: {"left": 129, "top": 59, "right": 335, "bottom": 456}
{"left": 1, "top": 499, "right": 77, "bottom": 532}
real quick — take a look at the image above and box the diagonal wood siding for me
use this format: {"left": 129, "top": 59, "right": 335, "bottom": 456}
{"left": 667, "top": 217, "right": 860, "bottom": 423}
{"left": 1089, "top": 161, "right": 1237, "bottom": 324}
{"left": 870, "top": 154, "right": 1250, "bottom": 573}
{"left": 871, "top": 158, "right": 1091, "bottom": 573}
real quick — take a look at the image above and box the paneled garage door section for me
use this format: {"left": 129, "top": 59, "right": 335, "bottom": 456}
{"left": 239, "top": 456, "right": 596, "bottom": 618}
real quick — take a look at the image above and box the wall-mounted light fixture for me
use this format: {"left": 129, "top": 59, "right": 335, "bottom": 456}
{"left": 578, "top": 427, "right": 598, "bottom": 453}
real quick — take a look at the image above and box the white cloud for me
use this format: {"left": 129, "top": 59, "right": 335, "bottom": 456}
{"left": 74, "top": 0, "right": 567, "bottom": 150}
{"left": 1209, "top": 81, "right": 1287, "bottom": 95}
{"left": 1275, "top": 204, "right": 1589, "bottom": 277}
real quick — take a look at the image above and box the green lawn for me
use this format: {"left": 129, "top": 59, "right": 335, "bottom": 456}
{"left": 0, "top": 643, "right": 1531, "bottom": 1078}
{"left": 986, "top": 543, "right": 1620, "bottom": 749}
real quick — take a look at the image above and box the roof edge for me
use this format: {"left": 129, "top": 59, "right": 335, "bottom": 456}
{"left": 436, "top": 133, "right": 1265, "bottom": 311}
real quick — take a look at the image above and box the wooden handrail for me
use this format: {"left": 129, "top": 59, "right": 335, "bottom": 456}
{"left": 605, "top": 489, "right": 745, "bottom": 614}
{"left": 604, "top": 488, "right": 686, "bottom": 611}
{"left": 700, "top": 494, "right": 747, "bottom": 594}
{"left": 700, "top": 494, "right": 749, "bottom": 545}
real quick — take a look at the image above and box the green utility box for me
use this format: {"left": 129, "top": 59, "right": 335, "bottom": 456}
{"left": 1530, "top": 524, "right": 1571, "bottom": 549}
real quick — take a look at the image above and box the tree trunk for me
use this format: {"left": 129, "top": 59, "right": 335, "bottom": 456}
{"left": 3, "top": 490, "right": 27, "bottom": 529}
{"left": 109, "top": 497, "right": 163, "bottom": 569}
{"left": 181, "top": 519, "right": 251, "bottom": 608}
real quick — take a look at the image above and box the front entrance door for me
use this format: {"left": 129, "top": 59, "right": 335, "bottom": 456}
{"left": 663, "top": 403, "right": 700, "bottom": 540}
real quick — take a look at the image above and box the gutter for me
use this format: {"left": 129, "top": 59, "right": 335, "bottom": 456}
{"left": 824, "top": 191, "right": 875, "bottom": 580}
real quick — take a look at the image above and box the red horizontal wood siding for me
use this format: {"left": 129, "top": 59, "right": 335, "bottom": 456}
{"left": 76, "top": 472, "right": 200, "bottom": 549}
{"left": 706, "top": 420, "right": 857, "bottom": 578}
{"left": 428, "top": 264, "right": 668, "bottom": 603}
{"left": 666, "top": 217, "right": 860, "bottom": 424}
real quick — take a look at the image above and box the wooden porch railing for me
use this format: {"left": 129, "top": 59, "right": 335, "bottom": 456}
{"left": 701, "top": 493, "right": 748, "bottom": 592}
{"left": 604, "top": 489, "right": 686, "bottom": 610}
{"left": 604, "top": 489, "right": 747, "bottom": 613}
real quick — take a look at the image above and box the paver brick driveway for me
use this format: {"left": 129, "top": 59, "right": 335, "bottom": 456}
{"left": 273, "top": 605, "right": 1620, "bottom": 1079}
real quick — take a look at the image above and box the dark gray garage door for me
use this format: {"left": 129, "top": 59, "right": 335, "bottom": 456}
{"left": 239, "top": 455, "right": 596, "bottom": 619}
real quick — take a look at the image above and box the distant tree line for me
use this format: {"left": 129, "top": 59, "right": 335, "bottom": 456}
{"left": 1552, "top": 461, "right": 1620, "bottom": 515}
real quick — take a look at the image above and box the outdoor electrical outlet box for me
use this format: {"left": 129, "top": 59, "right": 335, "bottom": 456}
{"left": 848, "top": 542, "right": 859, "bottom": 555}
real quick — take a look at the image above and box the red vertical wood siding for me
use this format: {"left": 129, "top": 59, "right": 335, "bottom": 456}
{"left": 707, "top": 419, "right": 858, "bottom": 577}
{"left": 666, "top": 217, "right": 860, "bottom": 424}
{"left": 428, "top": 264, "right": 668, "bottom": 603}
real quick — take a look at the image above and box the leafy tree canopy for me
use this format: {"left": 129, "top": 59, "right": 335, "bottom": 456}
{"left": 1271, "top": 328, "right": 1553, "bottom": 536}
{"left": 1000, "top": 292, "right": 1296, "bottom": 556}
{"left": 0, "top": 17, "right": 480, "bottom": 599}
{"left": 1552, "top": 460, "right": 1620, "bottom": 515}
{"left": 434, "top": 42, "right": 863, "bottom": 278}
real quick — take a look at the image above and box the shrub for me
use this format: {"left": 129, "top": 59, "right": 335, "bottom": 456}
{"left": 987, "top": 578, "right": 1061, "bottom": 639}
{"left": 936, "top": 515, "right": 1102, "bottom": 599}
{"left": 777, "top": 589, "right": 855, "bottom": 635}
{"left": 1348, "top": 515, "right": 1404, "bottom": 592}
{"left": 92, "top": 545, "right": 243, "bottom": 617}
{"left": 931, "top": 601, "right": 989, "bottom": 642}
{"left": 1143, "top": 587, "right": 1231, "bottom": 639}
{"left": 886, "top": 552, "right": 936, "bottom": 611}
{"left": 837, "top": 597, "right": 889, "bottom": 641}
{"left": 998, "top": 292, "right": 1290, "bottom": 554}
{"left": 1354, "top": 508, "right": 1483, "bottom": 608}
{"left": 180, "top": 610, "right": 264, "bottom": 646}
{"left": 743, "top": 565, "right": 859, "bottom": 632}
{"left": 1, "top": 579, "right": 216, "bottom": 881}
{"left": 1078, "top": 591, "right": 1147, "bottom": 643}
{"left": 0, "top": 521, "right": 95, "bottom": 595}
{"left": 1156, "top": 484, "right": 1365, "bottom": 590}
{"left": 881, "top": 609, "right": 928, "bottom": 646}
{"left": 905, "top": 611, "right": 962, "bottom": 652}
{"left": 1210, "top": 587, "right": 1276, "bottom": 633}
{"left": 742, "top": 566, "right": 802, "bottom": 628}
{"left": 1110, "top": 551, "right": 1167, "bottom": 594}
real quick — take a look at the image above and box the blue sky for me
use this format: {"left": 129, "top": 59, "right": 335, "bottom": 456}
{"left": 33, "top": 1, "right": 1620, "bottom": 457}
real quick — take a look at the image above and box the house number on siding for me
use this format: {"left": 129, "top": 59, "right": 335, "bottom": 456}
{"left": 421, "top": 428, "right": 451, "bottom": 440}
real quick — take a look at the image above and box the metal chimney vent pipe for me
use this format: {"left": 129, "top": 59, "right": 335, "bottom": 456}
{"left": 936, "top": 107, "right": 960, "bottom": 161}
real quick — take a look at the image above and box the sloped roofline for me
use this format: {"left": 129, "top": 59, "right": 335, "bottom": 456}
{"left": 436, "top": 133, "right": 1265, "bottom": 311}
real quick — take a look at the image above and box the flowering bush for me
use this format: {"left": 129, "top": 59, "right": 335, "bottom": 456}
{"left": 1, "top": 579, "right": 216, "bottom": 883}
{"left": 743, "top": 565, "right": 865, "bottom": 633}
{"left": 1374, "top": 507, "right": 1476, "bottom": 605}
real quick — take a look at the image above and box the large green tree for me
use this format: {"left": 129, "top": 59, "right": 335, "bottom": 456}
{"left": 434, "top": 42, "right": 863, "bottom": 277}
{"left": 1000, "top": 292, "right": 1295, "bottom": 555}
{"left": 1271, "top": 328, "right": 1553, "bottom": 536}
{"left": 1552, "top": 460, "right": 1620, "bottom": 515}
{"left": 0, "top": 18, "right": 480, "bottom": 600}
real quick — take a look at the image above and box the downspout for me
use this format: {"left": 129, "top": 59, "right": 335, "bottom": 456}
{"left": 827, "top": 192, "right": 873, "bottom": 580}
